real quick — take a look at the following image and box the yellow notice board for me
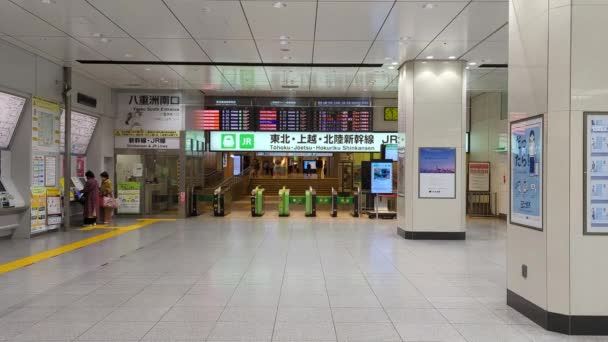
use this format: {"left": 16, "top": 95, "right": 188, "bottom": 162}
{"left": 32, "top": 97, "right": 61, "bottom": 152}
{"left": 30, "top": 186, "right": 47, "bottom": 233}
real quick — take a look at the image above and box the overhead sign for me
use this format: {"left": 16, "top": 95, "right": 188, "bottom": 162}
{"left": 209, "top": 131, "right": 399, "bottom": 152}
{"left": 115, "top": 136, "right": 180, "bottom": 150}
{"left": 116, "top": 93, "right": 183, "bottom": 131}
{"left": 114, "top": 130, "right": 179, "bottom": 137}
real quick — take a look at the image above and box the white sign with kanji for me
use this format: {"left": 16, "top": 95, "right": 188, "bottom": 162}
{"left": 116, "top": 93, "right": 184, "bottom": 131}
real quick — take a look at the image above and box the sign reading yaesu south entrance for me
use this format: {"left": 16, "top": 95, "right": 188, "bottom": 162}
{"left": 209, "top": 131, "right": 400, "bottom": 152}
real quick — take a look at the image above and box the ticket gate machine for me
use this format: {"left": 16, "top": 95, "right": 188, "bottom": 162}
{"left": 305, "top": 186, "right": 316, "bottom": 217}
{"left": 213, "top": 186, "right": 231, "bottom": 217}
{"left": 278, "top": 186, "right": 290, "bottom": 217}
{"left": 351, "top": 187, "right": 360, "bottom": 217}
{"left": 330, "top": 187, "right": 338, "bottom": 217}
{"left": 251, "top": 186, "right": 265, "bottom": 217}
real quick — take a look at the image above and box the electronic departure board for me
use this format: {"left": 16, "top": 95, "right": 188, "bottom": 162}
{"left": 258, "top": 110, "right": 278, "bottom": 131}
{"left": 278, "top": 109, "right": 308, "bottom": 131}
{"left": 194, "top": 109, "right": 220, "bottom": 130}
{"left": 220, "top": 109, "right": 251, "bottom": 131}
{"left": 312, "top": 110, "right": 372, "bottom": 132}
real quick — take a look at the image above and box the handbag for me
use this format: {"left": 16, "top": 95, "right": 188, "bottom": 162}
{"left": 103, "top": 196, "right": 120, "bottom": 209}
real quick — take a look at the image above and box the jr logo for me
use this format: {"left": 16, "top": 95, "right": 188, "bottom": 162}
{"left": 239, "top": 134, "right": 255, "bottom": 149}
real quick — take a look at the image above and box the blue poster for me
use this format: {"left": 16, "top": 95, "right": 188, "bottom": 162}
{"left": 511, "top": 116, "right": 543, "bottom": 229}
{"left": 418, "top": 148, "right": 456, "bottom": 198}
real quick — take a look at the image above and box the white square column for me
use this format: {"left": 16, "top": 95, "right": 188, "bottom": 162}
{"left": 397, "top": 60, "right": 467, "bottom": 240}
{"left": 507, "top": 0, "right": 608, "bottom": 335}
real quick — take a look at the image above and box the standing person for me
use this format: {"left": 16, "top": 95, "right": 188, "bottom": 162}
{"left": 82, "top": 170, "right": 99, "bottom": 226}
{"left": 99, "top": 171, "right": 114, "bottom": 224}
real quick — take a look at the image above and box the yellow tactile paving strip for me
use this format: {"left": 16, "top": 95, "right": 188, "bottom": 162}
{"left": 0, "top": 219, "right": 174, "bottom": 275}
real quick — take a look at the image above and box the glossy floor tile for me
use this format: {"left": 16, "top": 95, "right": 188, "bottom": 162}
{"left": 0, "top": 215, "right": 602, "bottom": 341}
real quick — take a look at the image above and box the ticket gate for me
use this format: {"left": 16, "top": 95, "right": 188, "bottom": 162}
{"left": 213, "top": 186, "right": 231, "bottom": 217}
{"left": 278, "top": 186, "right": 290, "bottom": 217}
{"left": 251, "top": 186, "right": 265, "bottom": 217}
{"left": 351, "top": 187, "right": 360, "bottom": 217}
{"left": 305, "top": 187, "right": 317, "bottom": 217}
{"left": 330, "top": 187, "right": 338, "bottom": 217}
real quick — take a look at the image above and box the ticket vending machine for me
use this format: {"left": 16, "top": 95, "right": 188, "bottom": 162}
{"left": 330, "top": 187, "right": 338, "bottom": 217}
{"left": 305, "top": 186, "right": 316, "bottom": 217}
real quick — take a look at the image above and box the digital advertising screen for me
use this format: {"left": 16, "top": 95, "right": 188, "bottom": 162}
{"left": 60, "top": 110, "right": 99, "bottom": 155}
{"left": 0, "top": 91, "right": 26, "bottom": 149}
{"left": 371, "top": 160, "right": 393, "bottom": 194}
{"left": 303, "top": 160, "right": 317, "bottom": 174}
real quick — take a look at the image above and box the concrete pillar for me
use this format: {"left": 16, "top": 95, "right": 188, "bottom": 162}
{"left": 397, "top": 60, "right": 467, "bottom": 240}
{"left": 507, "top": 0, "right": 608, "bottom": 335}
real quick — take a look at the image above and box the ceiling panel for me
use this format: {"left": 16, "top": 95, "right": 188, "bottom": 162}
{"left": 139, "top": 38, "right": 209, "bottom": 62}
{"left": 349, "top": 68, "right": 398, "bottom": 92}
{"left": 257, "top": 40, "right": 313, "bottom": 63}
{"left": 87, "top": 0, "right": 190, "bottom": 38}
{"left": 462, "top": 40, "right": 508, "bottom": 65}
{"left": 435, "top": 2, "right": 507, "bottom": 42}
{"left": 467, "top": 68, "right": 507, "bottom": 92}
{"left": 10, "top": 0, "right": 128, "bottom": 38}
{"left": 243, "top": 1, "right": 316, "bottom": 41}
{"left": 418, "top": 40, "right": 475, "bottom": 60}
{"left": 377, "top": 1, "right": 468, "bottom": 41}
{"left": 197, "top": 39, "right": 261, "bottom": 62}
{"left": 313, "top": 41, "right": 371, "bottom": 63}
{"left": 164, "top": 0, "right": 252, "bottom": 40}
{"left": 265, "top": 66, "right": 311, "bottom": 90}
{"left": 171, "top": 65, "right": 233, "bottom": 90}
{"left": 0, "top": 35, "right": 64, "bottom": 64}
{"left": 0, "top": 1, "right": 65, "bottom": 37}
{"left": 14, "top": 36, "right": 107, "bottom": 61}
{"left": 364, "top": 39, "right": 427, "bottom": 64}
{"left": 315, "top": 2, "right": 394, "bottom": 41}
{"left": 77, "top": 37, "right": 159, "bottom": 60}
{"left": 72, "top": 63, "right": 145, "bottom": 86}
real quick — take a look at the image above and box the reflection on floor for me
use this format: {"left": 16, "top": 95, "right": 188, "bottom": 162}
{"left": 0, "top": 215, "right": 600, "bottom": 341}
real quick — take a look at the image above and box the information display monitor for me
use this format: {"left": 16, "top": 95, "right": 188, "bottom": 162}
{"left": 60, "top": 110, "right": 98, "bottom": 155}
{"left": 382, "top": 144, "right": 399, "bottom": 162}
{"left": 0, "top": 91, "right": 26, "bottom": 149}
{"left": 371, "top": 160, "right": 394, "bottom": 194}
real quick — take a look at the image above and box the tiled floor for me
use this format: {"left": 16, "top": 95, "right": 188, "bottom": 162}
{"left": 0, "top": 215, "right": 604, "bottom": 341}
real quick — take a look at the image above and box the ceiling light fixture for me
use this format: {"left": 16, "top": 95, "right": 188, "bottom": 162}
{"left": 448, "top": 56, "right": 456, "bottom": 59}
{"left": 145, "top": 68, "right": 151, "bottom": 71}
{"left": 465, "top": 66, "right": 470, "bottom": 69}
{"left": 279, "top": 35, "right": 290, "bottom": 40}
{"left": 100, "top": 37, "right": 109, "bottom": 43}
{"left": 391, "top": 61, "right": 398, "bottom": 66}
{"left": 124, "top": 53, "right": 134, "bottom": 58}
{"left": 282, "top": 56, "right": 292, "bottom": 60}
{"left": 422, "top": 3, "right": 435, "bottom": 9}
{"left": 426, "top": 56, "right": 434, "bottom": 59}
{"left": 468, "top": 62, "right": 477, "bottom": 66}
{"left": 41, "top": 0, "right": 55, "bottom": 4}
{"left": 273, "top": 1, "right": 286, "bottom": 8}
{"left": 387, "top": 66, "right": 395, "bottom": 70}
{"left": 280, "top": 40, "right": 289, "bottom": 45}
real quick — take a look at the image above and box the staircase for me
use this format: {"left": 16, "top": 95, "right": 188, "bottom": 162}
{"left": 249, "top": 177, "right": 339, "bottom": 196}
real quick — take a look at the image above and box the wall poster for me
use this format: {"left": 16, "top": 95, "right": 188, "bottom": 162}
{"left": 32, "top": 97, "right": 60, "bottom": 152}
{"left": 30, "top": 186, "right": 47, "bottom": 233}
{"left": 32, "top": 155, "right": 45, "bottom": 187}
{"left": 468, "top": 162, "right": 490, "bottom": 192}
{"left": 418, "top": 148, "right": 456, "bottom": 198}
{"left": 510, "top": 115, "right": 543, "bottom": 230}
{"left": 117, "top": 182, "right": 141, "bottom": 214}
{"left": 584, "top": 113, "right": 608, "bottom": 234}
{"left": 46, "top": 187, "right": 62, "bottom": 226}
{"left": 44, "top": 156, "right": 57, "bottom": 187}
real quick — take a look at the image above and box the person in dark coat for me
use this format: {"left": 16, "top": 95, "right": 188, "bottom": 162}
{"left": 82, "top": 170, "right": 99, "bottom": 226}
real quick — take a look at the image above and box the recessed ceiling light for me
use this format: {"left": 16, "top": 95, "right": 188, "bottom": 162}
{"left": 124, "top": 53, "right": 134, "bottom": 58}
{"left": 279, "top": 35, "right": 290, "bottom": 40}
{"left": 466, "top": 66, "right": 470, "bottom": 69}
{"left": 399, "top": 36, "right": 411, "bottom": 41}
{"left": 280, "top": 40, "right": 289, "bottom": 45}
{"left": 391, "top": 61, "right": 398, "bottom": 66}
{"left": 468, "top": 62, "right": 477, "bottom": 66}
{"left": 422, "top": 3, "right": 435, "bottom": 9}
{"left": 448, "top": 56, "right": 456, "bottom": 59}
{"left": 145, "top": 67, "right": 151, "bottom": 71}
{"left": 41, "top": 0, "right": 55, "bottom": 4}
{"left": 282, "top": 56, "right": 292, "bottom": 60}
{"left": 426, "top": 56, "right": 434, "bottom": 59}
{"left": 273, "top": 1, "right": 286, "bottom": 8}
{"left": 363, "top": 88, "right": 368, "bottom": 92}
{"left": 92, "top": 33, "right": 102, "bottom": 38}
{"left": 388, "top": 66, "right": 395, "bottom": 70}
{"left": 100, "top": 37, "right": 109, "bottom": 43}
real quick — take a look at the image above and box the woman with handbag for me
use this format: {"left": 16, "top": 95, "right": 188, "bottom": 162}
{"left": 99, "top": 171, "right": 114, "bottom": 224}
{"left": 82, "top": 171, "right": 99, "bottom": 226}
